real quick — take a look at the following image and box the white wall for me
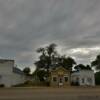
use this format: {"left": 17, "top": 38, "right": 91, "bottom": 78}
{"left": 11, "top": 73, "right": 26, "bottom": 86}
{"left": 0, "top": 73, "right": 26, "bottom": 87}
{"left": 79, "top": 70, "right": 95, "bottom": 86}
{"left": 0, "top": 60, "right": 14, "bottom": 75}
{"left": 71, "top": 70, "right": 95, "bottom": 86}
{"left": 0, "top": 74, "right": 12, "bottom": 87}
{"left": 0, "top": 59, "right": 27, "bottom": 87}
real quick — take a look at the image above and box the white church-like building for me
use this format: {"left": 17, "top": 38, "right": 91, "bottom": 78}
{"left": 71, "top": 70, "right": 95, "bottom": 86}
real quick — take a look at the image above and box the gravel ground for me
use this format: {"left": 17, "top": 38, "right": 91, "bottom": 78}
{"left": 0, "top": 87, "right": 100, "bottom": 100}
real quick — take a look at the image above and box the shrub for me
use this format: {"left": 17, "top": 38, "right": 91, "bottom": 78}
{"left": 71, "top": 81, "right": 79, "bottom": 86}
{"left": 24, "top": 81, "right": 32, "bottom": 85}
{"left": 0, "top": 84, "right": 5, "bottom": 87}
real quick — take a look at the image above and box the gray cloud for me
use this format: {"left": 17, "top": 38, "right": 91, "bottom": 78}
{"left": 0, "top": 0, "right": 100, "bottom": 69}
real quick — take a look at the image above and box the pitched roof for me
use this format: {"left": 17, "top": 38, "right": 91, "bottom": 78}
{"left": 51, "top": 66, "right": 70, "bottom": 72}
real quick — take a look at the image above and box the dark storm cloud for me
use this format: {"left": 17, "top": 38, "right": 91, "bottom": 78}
{"left": 0, "top": 0, "right": 100, "bottom": 69}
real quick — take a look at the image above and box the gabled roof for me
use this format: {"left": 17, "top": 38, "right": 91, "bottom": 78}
{"left": 51, "top": 66, "right": 70, "bottom": 72}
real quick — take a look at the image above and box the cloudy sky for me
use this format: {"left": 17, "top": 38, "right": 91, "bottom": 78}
{"left": 0, "top": 0, "right": 100, "bottom": 70}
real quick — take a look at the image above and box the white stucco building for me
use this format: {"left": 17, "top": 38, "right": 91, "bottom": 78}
{"left": 71, "top": 70, "right": 95, "bottom": 86}
{"left": 0, "top": 59, "right": 31, "bottom": 87}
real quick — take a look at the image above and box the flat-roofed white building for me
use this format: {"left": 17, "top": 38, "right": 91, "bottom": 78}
{"left": 0, "top": 59, "right": 30, "bottom": 87}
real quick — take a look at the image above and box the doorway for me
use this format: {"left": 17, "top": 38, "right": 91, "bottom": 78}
{"left": 58, "top": 77, "right": 63, "bottom": 87}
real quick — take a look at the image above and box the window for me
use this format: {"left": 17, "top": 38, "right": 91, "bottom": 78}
{"left": 64, "top": 77, "right": 68, "bottom": 82}
{"left": 87, "top": 78, "right": 92, "bottom": 83}
{"left": 52, "top": 77, "right": 57, "bottom": 82}
{"left": 60, "top": 78, "right": 63, "bottom": 83}
{"left": 82, "top": 78, "right": 85, "bottom": 83}
{"left": 76, "top": 77, "right": 79, "bottom": 82}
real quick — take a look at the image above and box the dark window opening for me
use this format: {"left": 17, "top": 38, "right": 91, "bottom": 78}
{"left": 64, "top": 77, "right": 68, "bottom": 82}
{"left": 82, "top": 78, "right": 84, "bottom": 83}
{"left": 53, "top": 77, "right": 57, "bottom": 82}
{"left": 59, "top": 78, "right": 63, "bottom": 83}
{"left": 87, "top": 78, "right": 92, "bottom": 83}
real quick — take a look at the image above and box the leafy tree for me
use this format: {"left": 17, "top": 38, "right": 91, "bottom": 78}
{"left": 23, "top": 67, "right": 31, "bottom": 75}
{"left": 86, "top": 65, "right": 92, "bottom": 70}
{"left": 36, "top": 70, "right": 47, "bottom": 81}
{"left": 95, "top": 71, "right": 100, "bottom": 85}
{"left": 91, "top": 55, "right": 100, "bottom": 70}
{"left": 35, "top": 43, "right": 76, "bottom": 75}
{"left": 91, "top": 54, "right": 100, "bottom": 85}
{"left": 74, "top": 64, "right": 85, "bottom": 71}
{"left": 57, "top": 56, "right": 76, "bottom": 70}
{"left": 35, "top": 43, "right": 58, "bottom": 74}
{"left": 74, "top": 64, "right": 91, "bottom": 71}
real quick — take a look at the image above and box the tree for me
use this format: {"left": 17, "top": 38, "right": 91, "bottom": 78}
{"left": 23, "top": 67, "right": 31, "bottom": 75}
{"left": 35, "top": 43, "right": 76, "bottom": 71}
{"left": 57, "top": 56, "right": 76, "bottom": 70}
{"left": 35, "top": 43, "right": 76, "bottom": 75}
{"left": 35, "top": 43, "right": 58, "bottom": 73}
{"left": 95, "top": 71, "right": 100, "bottom": 85}
{"left": 34, "top": 69, "right": 47, "bottom": 81}
{"left": 91, "top": 55, "right": 100, "bottom": 84}
{"left": 91, "top": 54, "right": 100, "bottom": 70}
{"left": 74, "top": 64, "right": 85, "bottom": 71}
{"left": 34, "top": 43, "right": 58, "bottom": 82}
{"left": 74, "top": 64, "right": 92, "bottom": 71}
{"left": 86, "top": 65, "right": 92, "bottom": 70}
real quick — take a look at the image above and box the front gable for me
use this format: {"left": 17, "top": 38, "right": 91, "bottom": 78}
{"left": 51, "top": 67, "right": 70, "bottom": 75}
{"left": 56, "top": 67, "right": 68, "bottom": 72}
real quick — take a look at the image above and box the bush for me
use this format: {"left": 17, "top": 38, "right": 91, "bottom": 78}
{"left": 0, "top": 84, "right": 5, "bottom": 87}
{"left": 12, "top": 81, "right": 50, "bottom": 87}
{"left": 71, "top": 81, "right": 79, "bottom": 86}
{"left": 32, "top": 81, "right": 50, "bottom": 87}
{"left": 95, "top": 71, "right": 100, "bottom": 85}
{"left": 12, "top": 83, "right": 25, "bottom": 87}
{"left": 24, "top": 81, "right": 33, "bottom": 85}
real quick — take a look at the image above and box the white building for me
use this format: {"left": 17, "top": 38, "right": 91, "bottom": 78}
{"left": 71, "top": 70, "right": 95, "bottom": 86}
{"left": 0, "top": 59, "right": 31, "bottom": 87}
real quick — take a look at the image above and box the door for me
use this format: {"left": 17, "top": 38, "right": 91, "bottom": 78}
{"left": 58, "top": 76, "right": 63, "bottom": 87}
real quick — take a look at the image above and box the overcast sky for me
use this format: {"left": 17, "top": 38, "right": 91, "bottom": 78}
{"left": 0, "top": 0, "right": 100, "bottom": 70}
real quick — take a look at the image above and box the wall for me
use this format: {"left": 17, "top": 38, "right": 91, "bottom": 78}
{"left": 0, "top": 59, "right": 27, "bottom": 87}
{"left": 71, "top": 70, "right": 95, "bottom": 86}
{"left": 0, "top": 60, "right": 14, "bottom": 75}
{"left": 79, "top": 70, "right": 95, "bottom": 86}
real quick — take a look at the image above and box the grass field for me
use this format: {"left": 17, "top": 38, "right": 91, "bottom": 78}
{"left": 0, "top": 86, "right": 100, "bottom": 100}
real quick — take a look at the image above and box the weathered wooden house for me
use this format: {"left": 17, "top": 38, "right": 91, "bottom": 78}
{"left": 50, "top": 67, "right": 71, "bottom": 87}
